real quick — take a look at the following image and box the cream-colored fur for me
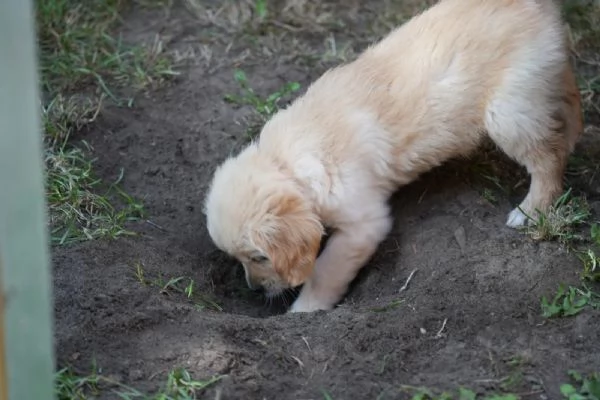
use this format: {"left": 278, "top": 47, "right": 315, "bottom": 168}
{"left": 204, "top": 0, "right": 583, "bottom": 312}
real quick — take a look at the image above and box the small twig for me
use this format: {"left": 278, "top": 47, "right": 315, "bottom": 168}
{"left": 517, "top": 390, "right": 545, "bottom": 398}
{"left": 435, "top": 318, "right": 448, "bottom": 339}
{"left": 399, "top": 269, "right": 418, "bottom": 293}
{"left": 290, "top": 355, "right": 304, "bottom": 369}
{"left": 145, "top": 219, "right": 168, "bottom": 232}
{"left": 473, "top": 378, "right": 501, "bottom": 384}
{"left": 301, "top": 336, "right": 312, "bottom": 353}
{"left": 269, "top": 20, "right": 303, "bottom": 32}
{"left": 417, "top": 188, "right": 428, "bottom": 204}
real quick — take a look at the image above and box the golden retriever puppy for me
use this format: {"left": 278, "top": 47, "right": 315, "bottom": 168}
{"left": 204, "top": 0, "right": 583, "bottom": 312}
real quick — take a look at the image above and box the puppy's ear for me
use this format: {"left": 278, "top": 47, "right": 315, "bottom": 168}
{"left": 253, "top": 193, "right": 323, "bottom": 287}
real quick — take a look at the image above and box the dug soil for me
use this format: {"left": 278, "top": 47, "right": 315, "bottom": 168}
{"left": 53, "top": 1, "right": 600, "bottom": 399}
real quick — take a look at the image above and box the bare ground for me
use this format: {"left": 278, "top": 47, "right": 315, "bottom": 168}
{"left": 53, "top": 1, "right": 600, "bottom": 399}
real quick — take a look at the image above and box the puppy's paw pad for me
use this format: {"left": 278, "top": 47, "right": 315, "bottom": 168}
{"left": 506, "top": 208, "right": 529, "bottom": 228}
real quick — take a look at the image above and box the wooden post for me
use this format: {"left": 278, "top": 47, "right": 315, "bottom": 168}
{"left": 0, "top": 259, "right": 6, "bottom": 400}
{"left": 0, "top": 0, "right": 55, "bottom": 399}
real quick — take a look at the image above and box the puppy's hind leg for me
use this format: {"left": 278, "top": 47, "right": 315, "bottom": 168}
{"left": 486, "top": 63, "right": 583, "bottom": 228}
{"left": 289, "top": 202, "right": 393, "bottom": 313}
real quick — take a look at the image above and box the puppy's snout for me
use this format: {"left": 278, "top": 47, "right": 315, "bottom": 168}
{"left": 245, "top": 273, "right": 263, "bottom": 292}
{"left": 247, "top": 280, "right": 262, "bottom": 291}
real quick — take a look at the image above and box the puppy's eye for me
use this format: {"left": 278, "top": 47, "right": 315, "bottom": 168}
{"left": 250, "top": 255, "right": 268, "bottom": 263}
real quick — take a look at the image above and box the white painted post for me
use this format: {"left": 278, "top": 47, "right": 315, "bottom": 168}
{"left": 0, "top": 0, "right": 55, "bottom": 399}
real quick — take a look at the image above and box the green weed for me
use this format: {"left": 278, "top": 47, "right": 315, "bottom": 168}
{"left": 224, "top": 69, "right": 301, "bottom": 138}
{"left": 184, "top": 279, "right": 195, "bottom": 298}
{"left": 578, "top": 248, "right": 600, "bottom": 282}
{"left": 580, "top": 224, "right": 600, "bottom": 281}
{"left": 371, "top": 299, "right": 405, "bottom": 313}
{"left": 322, "top": 389, "right": 334, "bottom": 400}
{"left": 541, "top": 283, "right": 600, "bottom": 318}
{"left": 560, "top": 370, "right": 600, "bottom": 400}
{"left": 254, "top": 0, "right": 268, "bottom": 20}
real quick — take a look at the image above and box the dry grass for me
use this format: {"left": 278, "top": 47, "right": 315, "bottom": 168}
{"left": 38, "top": 0, "right": 176, "bottom": 245}
{"left": 181, "top": 0, "right": 435, "bottom": 71}
{"left": 563, "top": 1, "right": 600, "bottom": 116}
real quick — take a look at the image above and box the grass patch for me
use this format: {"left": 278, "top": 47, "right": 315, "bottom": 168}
{"left": 224, "top": 69, "right": 301, "bottom": 139}
{"left": 46, "top": 137, "right": 145, "bottom": 244}
{"left": 37, "top": 0, "right": 176, "bottom": 100}
{"left": 55, "top": 365, "right": 101, "bottom": 399}
{"left": 134, "top": 262, "right": 223, "bottom": 312}
{"left": 521, "top": 189, "right": 590, "bottom": 244}
{"left": 37, "top": 0, "right": 176, "bottom": 245}
{"left": 55, "top": 365, "right": 221, "bottom": 400}
{"left": 44, "top": 95, "right": 145, "bottom": 244}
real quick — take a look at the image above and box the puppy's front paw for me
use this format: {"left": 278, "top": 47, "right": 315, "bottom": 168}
{"left": 289, "top": 296, "right": 334, "bottom": 313}
{"left": 506, "top": 207, "right": 530, "bottom": 228}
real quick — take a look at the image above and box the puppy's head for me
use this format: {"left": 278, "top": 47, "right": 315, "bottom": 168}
{"left": 204, "top": 144, "right": 323, "bottom": 296}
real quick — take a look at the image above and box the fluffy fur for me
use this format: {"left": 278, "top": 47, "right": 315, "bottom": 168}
{"left": 204, "top": 0, "right": 583, "bottom": 312}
